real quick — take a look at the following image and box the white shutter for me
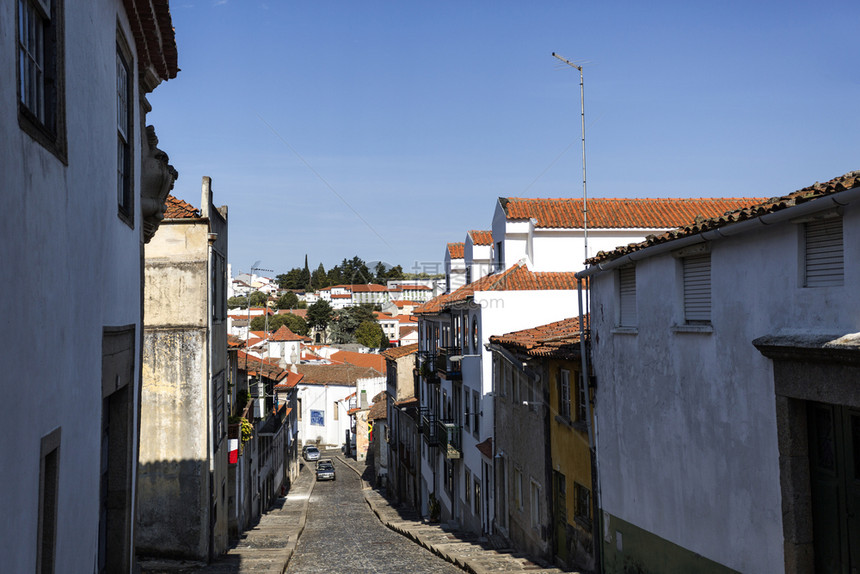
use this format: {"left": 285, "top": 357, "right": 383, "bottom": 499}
{"left": 805, "top": 218, "right": 843, "bottom": 287}
{"left": 618, "top": 266, "right": 637, "bottom": 326}
{"left": 683, "top": 254, "right": 711, "bottom": 323}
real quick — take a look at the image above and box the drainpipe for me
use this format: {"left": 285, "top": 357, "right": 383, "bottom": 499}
{"left": 577, "top": 280, "right": 601, "bottom": 572}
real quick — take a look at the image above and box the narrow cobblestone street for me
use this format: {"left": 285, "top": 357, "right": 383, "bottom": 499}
{"left": 287, "top": 456, "right": 463, "bottom": 573}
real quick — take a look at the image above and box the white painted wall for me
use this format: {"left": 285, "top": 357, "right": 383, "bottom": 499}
{"left": 589, "top": 200, "right": 860, "bottom": 573}
{"left": 0, "top": 2, "right": 165, "bottom": 571}
{"left": 297, "top": 384, "right": 355, "bottom": 446}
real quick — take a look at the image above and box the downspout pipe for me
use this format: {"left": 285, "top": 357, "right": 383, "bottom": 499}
{"left": 575, "top": 185, "right": 860, "bottom": 280}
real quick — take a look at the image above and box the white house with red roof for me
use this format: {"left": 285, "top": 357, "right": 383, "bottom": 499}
{"left": 464, "top": 229, "right": 495, "bottom": 284}
{"left": 1, "top": 2, "right": 179, "bottom": 570}
{"left": 267, "top": 325, "right": 305, "bottom": 367}
{"left": 445, "top": 242, "right": 467, "bottom": 293}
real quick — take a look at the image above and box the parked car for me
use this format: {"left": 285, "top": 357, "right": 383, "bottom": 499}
{"left": 302, "top": 445, "right": 320, "bottom": 461}
{"left": 316, "top": 460, "right": 335, "bottom": 481}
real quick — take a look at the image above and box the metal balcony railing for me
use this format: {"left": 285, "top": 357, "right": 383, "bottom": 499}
{"left": 438, "top": 419, "right": 462, "bottom": 459}
{"left": 422, "top": 413, "right": 439, "bottom": 446}
{"left": 436, "top": 346, "right": 462, "bottom": 380}
{"left": 417, "top": 352, "right": 440, "bottom": 384}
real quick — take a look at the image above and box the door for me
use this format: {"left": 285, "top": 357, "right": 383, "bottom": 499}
{"left": 809, "top": 403, "right": 860, "bottom": 574}
{"left": 553, "top": 470, "right": 568, "bottom": 563}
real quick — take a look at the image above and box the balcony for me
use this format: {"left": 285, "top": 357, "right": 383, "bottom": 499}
{"left": 417, "top": 352, "right": 440, "bottom": 384}
{"left": 438, "top": 419, "right": 461, "bottom": 459}
{"left": 422, "top": 413, "right": 439, "bottom": 446}
{"left": 436, "top": 346, "right": 462, "bottom": 380}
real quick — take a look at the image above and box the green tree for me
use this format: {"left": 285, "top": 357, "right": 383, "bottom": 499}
{"left": 306, "top": 300, "right": 334, "bottom": 334}
{"left": 249, "top": 314, "right": 270, "bottom": 332}
{"left": 248, "top": 291, "right": 268, "bottom": 307}
{"left": 329, "top": 305, "right": 376, "bottom": 344}
{"left": 227, "top": 296, "right": 248, "bottom": 308}
{"left": 355, "top": 320, "right": 388, "bottom": 349}
{"left": 301, "top": 255, "right": 311, "bottom": 290}
{"left": 340, "top": 256, "right": 371, "bottom": 284}
{"left": 280, "top": 313, "right": 309, "bottom": 336}
{"left": 311, "top": 263, "right": 328, "bottom": 289}
{"left": 251, "top": 312, "right": 309, "bottom": 336}
{"left": 276, "top": 292, "right": 299, "bottom": 310}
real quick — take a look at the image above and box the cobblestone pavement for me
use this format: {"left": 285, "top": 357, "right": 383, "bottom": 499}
{"left": 337, "top": 456, "right": 569, "bottom": 574}
{"left": 286, "top": 454, "right": 463, "bottom": 574}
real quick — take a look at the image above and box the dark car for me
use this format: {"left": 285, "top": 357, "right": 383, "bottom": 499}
{"left": 315, "top": 460, "right": 335, "bottom": 481}
{"left": 303, "top": 445, "right": 320, "bottom": 461}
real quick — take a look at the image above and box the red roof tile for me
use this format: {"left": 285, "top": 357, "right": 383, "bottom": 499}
{"left": 588, "top": 171, "right": 860, "bottom": 264}
{"left": 237, "top": 351, "right": 287, "bottom": 381}
{"left": 295, "top": 364, "right": 383, "bottom": 385}
{"left": 270, "top": 325, "right": 304, "bottom": 342}
{"left": 381, "top": 343, "right": 419, "bottom": 361}
{"left": 469, "top": 230, "right": 494, "bottom": 246}
{"left": 415, "top": 263, "right": 582, "bottom": 314}
{"left": 489, "top": 316, "right": 585, "bottom": 359}
{"left": 447, "top": 242, "right": 465, "bottom": 259}
{"left": 330, "top": 350, "right": 387, "bottom": 374}
{"left": 394, "top": 396, "right": 419, "bottom": 407}
{"left": 500, "top": 197, "right": 765, "bottom": 229}
{"left": 164, "top": 195, "right": 200, "bottom": 219}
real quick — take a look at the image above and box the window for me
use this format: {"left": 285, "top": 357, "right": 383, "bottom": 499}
{"left": 574, "top": 482, "right": 591, "bottom": 528}
{"left": 530, "top": 480, "right": 541, "bottom": 529}
{"left": 472, "top": 390, "right": 480, "bottom": 438}
{"left": 116, "top": 37, "right": 133, "bottom": 222}
{"left": 17, "top": 0, "right": 66, "bottom": 161}
{"left": 496, "top": 241, "right": 504, "bottom": 270}
{"left": 38, "top": 428, "right": 61, "bottom": 574}
{"left": 618, "top": 265, "right": 637, "bottom": 326}
{"left": 297, "top": 398, "right": 302, "bottom": 420}
{"left": 575, "top": 373, "right": 588, "bottom": 422}
{"left": 558, "top": 369, "right": 571, "bottom": 420}
{"left": 464, "top": 396, "right": 470, "bottom": 432}
{"left": 474, "top": 478, "right": 482, "bottom": 516}
{"left": 333, "top": 402, "right": 338, "bottom": 420}
{"left": 804, "top": 217, "right": 843, "bottom": 287}
{"left": 471, "top": 316, "right": 479, "bottom": 353}
{"left": 464, "top": 469, "right": 471, "bottom": 506}
{"left": 504, "top": 362, "right": 513, "bottom": 399}
{"left": 514, "top": 467, "right": 523, "bottom": 510}
{"left": 683, "top": 254, "right": 711, "bottom": 323}
{"left": 493, "top": 354, "right": 502, "bottom": 398}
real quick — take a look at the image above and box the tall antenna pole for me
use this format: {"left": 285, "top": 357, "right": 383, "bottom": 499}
{"left": 552, "top": 52, "right": 588, "bottom": 269}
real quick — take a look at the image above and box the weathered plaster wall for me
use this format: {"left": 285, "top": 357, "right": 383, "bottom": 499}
{"left": 591, "top": 202, "right": 860, "bottom": 573}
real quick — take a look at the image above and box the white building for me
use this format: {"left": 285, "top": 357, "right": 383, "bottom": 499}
{"left": 464, "top": 229, "right": 494, "bottom": 284}
{"left": 295, "top": 364, "right": 385, "bottom": 447}
{"left": 580, "top": 171, "right": 860, "bottom": 574}
{"left": 0, "top": 2, "right": 178, "bottom": 571}
{"left": 444, "top": 242, "right": 467, "bottom": 293}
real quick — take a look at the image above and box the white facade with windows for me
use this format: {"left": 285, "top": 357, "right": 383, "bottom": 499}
{"left": 1, "top": 1, "right": 178, "bottom": 572}
{"left": 581, "top": 173, "right": 860, "bottom": 574}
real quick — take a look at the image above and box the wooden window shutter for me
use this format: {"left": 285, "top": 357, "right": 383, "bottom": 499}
{"left": 805, "top": 218, "right": 843, "bottom": 287}
{"left": 618, "top": 265, "right": 636, "bottom": 326}
{"left": 683, "top": 254, "right": 711, "bottom": 323}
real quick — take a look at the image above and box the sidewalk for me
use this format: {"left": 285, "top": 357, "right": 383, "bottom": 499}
{"left": 336, "top": 455, "right": 572, "bottom": 574}
{"left": 140, "top": 463, "right": 315, "bottom": 574}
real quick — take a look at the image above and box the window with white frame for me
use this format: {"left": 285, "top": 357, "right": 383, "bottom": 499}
{"left": 575, "top": 373, "right": 588, "bottom": 422}
{"left": 804, "top": 216, "right": 844, "bottom": 287}
{"left": 17, "top": 0, "right": 66, "bottom": 160}
{"left": 558, "top": 369, "right": 571, "bottom": 420}
{"left": 683, "top": 253, "right": 711, "bottom": 323}
{"left": 471, "top": 316, "right": 479, "bottom": 353}
{"left": 618, "top": 265, "right": 637, "bottom": 327}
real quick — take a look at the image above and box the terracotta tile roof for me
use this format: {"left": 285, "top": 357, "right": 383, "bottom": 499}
{"left": 275, "top": 371, "right": 304, "bottom": 389}
{"left": 347, "top": 407, "right": 361, "bottom": 416}
{"left": 415, "top": 263, "right": 582, "bottom": 314}
{"left": 396, "top": 315, "right": 418, "bottom": 324}
{"left": 331, "top": 294, "right": 352, "bottom": 299}
{"left": 126, "top": 1, "right": 178, "bottom": 81}
{"left": 381, "top": 343, "right": 419, "bottom": 361}
{"left": 392, "top": 300, "right": 420, "bottom": 308}
{"left": 447, "top": 242, "right": 465, "bottom": 259}
{"left": 294, "top": 364, "right": 383, "bottom": 385}
{"left": 398, "top": 284, "right": 431, "bottom": 290}
{"left": 269, "top": 325, "right": 304, "bottom": 342}
{"left": 368, "top": 392, "right": 388, "bottom": 421}
{"left": 476, "top": 437, "right": 493, "bottom": 459}
{"left": 277, "top": 309, "right": 308, "bottom": 318}
{"left": 237, "top": 351, "right": 287, "bottom": 381}
{"left": 399, "top": 326, "right": 418, "bottom": 337}
{"left": 394, "top": 396, "right": 419, "bottom": 407}
{"left": 489, "top": 316, "right": 585, "bottom": 360}
{"left": 469, "top": 230, "right": 494, "bottom": 246}
{"left": 587, "top": 170, "right": 860, "bottom": 264}
{"left": 164, "top": 195, "right": 200, "bottom": 219}
{"left": 500, "top": 197, "right": 765, "bottom": 229}
{"left": 227, "top": 335, "right": 243, "bottom": 348}
{"left": 330, "top": 350, "right": 387, "bottom": 374}
{"left": 351, "top": 284, "right": 388, "bottom": 292}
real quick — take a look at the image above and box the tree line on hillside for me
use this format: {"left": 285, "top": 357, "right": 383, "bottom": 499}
{"left": 275, "top": 255, "right": 409, "bottom": 290}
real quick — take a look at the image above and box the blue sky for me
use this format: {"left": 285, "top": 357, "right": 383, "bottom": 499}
{"left": 149, "top": 0, "right": 860, "bottom": 277}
